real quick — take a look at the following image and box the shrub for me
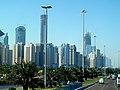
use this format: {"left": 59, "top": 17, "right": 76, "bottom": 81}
{"left": 8, "top": 87, "right": 16, "bottom": 90}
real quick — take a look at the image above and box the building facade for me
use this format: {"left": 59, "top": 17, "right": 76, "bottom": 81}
{"left": 84, "top": 32, "right": 91, "bottom": 55}
{"left": 15, "top": 26, "right": 26, "bottom": 45}
{"left": 40, "top": 14, "right": 47, "bottom": 44}
{"left": 24, "top": 43, "right": 35, "bottom": 63}
{"left": 12, "top": 43, "right": 24, "bottom": 64}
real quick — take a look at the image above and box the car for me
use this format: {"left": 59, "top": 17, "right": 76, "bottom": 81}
{"left": 112, "top": 74, "right": 116, "bottom": 80}
{"left": 99, "top": 78, "right": 104, "bottom": 84}
{"left": 107, "top": 75, "right": 110, "bottom": 79}
{"left": 117, "top": 74, "right": 120, "bottom": 87}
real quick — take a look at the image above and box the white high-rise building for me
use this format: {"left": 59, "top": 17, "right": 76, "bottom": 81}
{"left": 0, "top": 45, "right": 9, "bottom": 64}
{"left": 24, "top": 43, "right": 35, "bottom": 63}
{"left": 69, "top": 45, "right": 77, "bottom": 66}
{"left": 89, "top": 52, "right": 95, "bottom": 68}
{"left": 60, "top": 43, "right": 70, "bottom": 66}
{"left": 12, "top": 43, "right": 24, "bottom": 64}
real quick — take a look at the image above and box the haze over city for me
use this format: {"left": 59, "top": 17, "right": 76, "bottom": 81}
{"left": 0, "top": 0, "right": 120, "bottom": 67}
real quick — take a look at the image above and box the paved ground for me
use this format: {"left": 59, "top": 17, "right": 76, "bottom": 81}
{"left": 85, "top": 78, "right": 120, "bottom": 90}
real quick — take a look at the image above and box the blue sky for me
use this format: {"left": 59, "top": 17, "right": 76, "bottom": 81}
{"left": 0, "top": 0, "right": 120, "bottom": 67}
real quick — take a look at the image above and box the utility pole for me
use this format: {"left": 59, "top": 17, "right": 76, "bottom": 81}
{"left": 81, "top": 9, "right": 87, "bottom": 76}
{"left": 41, "top": 5, "right": 52, "bottom": 87}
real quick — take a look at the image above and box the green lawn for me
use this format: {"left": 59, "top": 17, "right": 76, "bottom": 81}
{"left": 16, "top": 87, "right": 56, "bottom": 90}
{"left": 16, "top": 76, "right": 104, "bottom": 90}
{"left": 83, "top": 76, "right": 104, "bottom": 86}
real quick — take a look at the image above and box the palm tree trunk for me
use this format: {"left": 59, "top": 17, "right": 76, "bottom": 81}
{"left": 23, "top": 85, "right": 28, "bottom": 90}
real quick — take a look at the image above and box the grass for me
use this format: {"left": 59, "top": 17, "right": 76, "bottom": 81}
{"left": 82, "top": 76, "right": 104, "bottom": 86}
{"left": 16, "top": 76, "right": 104, "bottom": 90}
{"left": 16, "top": 87, "right": 56, "bottom": 90}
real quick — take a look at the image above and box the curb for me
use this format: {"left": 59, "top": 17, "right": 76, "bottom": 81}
{"left": 74, "top": 81, "right": 98, "bottom": 90}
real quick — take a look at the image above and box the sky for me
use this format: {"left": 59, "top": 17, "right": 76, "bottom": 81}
{"left": 0, "top": 0, "right": 120, "bottom": 67}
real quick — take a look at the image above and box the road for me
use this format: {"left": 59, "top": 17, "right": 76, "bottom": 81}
{"left": 85, "top": 78, "right": 120, "bottom": 90}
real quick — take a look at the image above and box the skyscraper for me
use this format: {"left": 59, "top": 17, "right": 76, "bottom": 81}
{"left": 84, "top": 32, "right": 91, "bottom": 55}
{"left": 69, "top": 45, "right": 77, "bottom": 66}
{"left": 0, "top": 45, "right": 9, "bottom": 64}
{"left": 12, "top": 43, "right": 24, "bottom": 64}
{"left": 15, "top": 26, "right": 26, "bottom": 45}
{"left": 76, "top": 52, "right": 82, "bottom": 67}
{"left": 60, "top": 43, "right": 70, "bottom": 66}
{"left": 34, "top": 44, "right": 40, "bottom": 66}
{"left": 4, "top": 33, "right": 8, "bottom": 45}
{"left": 40, "top": 14, "right": 47, "bottom": 44}
{"left": 47, "top": 43, "right": 54, "bottom": 68}
{"left": 24, "top": 43, "right": 35, "bottom": 63}
{"left": 40, "top": 14, "right": 47, "bottom": 67}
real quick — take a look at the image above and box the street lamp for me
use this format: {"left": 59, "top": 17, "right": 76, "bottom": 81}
{"left": 118, "top": 50, "right": 120, "bottom": 68}
{"left": 41, "top": 5, "right": 52, "bottom": 87}
{"left": 81, "top": 9, "right": 87, "bottom": 76}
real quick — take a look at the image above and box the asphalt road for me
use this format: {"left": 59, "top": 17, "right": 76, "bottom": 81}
{"left": 85, "top": 78, "right": 120, "bottom": 90}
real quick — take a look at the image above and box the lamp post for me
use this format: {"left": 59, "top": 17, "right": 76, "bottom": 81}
{"left": 41, "top": 5, "right": 52, "bottom": 87}
{"left": 81, "top": 9, "right": 87, "bottom": 76}
{"left": 94, "top": 36, "right": 97, "bottom": 67}
{"left": 104, "top": 45, "right": 106, "bottom": 76}
{"left": 118, "top": 50, "right": 120, "bottom": 68}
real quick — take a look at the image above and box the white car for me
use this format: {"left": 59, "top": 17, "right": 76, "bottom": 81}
{"left": 112, "top": 74, "right": 116, "bottom": 80}
{"left": 117, "top": 74, "right": 120, "bottom": 87}
{"left": 99, "top": 78, "right": 104, "bottom": 84}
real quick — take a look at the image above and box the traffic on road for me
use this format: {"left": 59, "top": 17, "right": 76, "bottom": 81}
{"left": 85, "top": 74, "right": 120, "bottom": 90}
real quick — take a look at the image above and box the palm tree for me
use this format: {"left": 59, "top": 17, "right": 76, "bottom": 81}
{"left": 9, "top": 61, "right": 38, "bottom": 90}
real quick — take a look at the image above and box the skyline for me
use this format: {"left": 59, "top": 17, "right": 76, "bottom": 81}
{"left": 0, "top": 0, "right": 120, "bottom": 67}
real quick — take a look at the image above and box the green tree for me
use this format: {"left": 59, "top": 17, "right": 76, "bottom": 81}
{"left": 9, "top": 62, "right": 38, "bottom": 90}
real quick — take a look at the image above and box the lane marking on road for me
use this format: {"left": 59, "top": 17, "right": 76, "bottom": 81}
{"left": 113, "top": 79, "right": 118, "bottom": 90}
{"left": 85, "top": 82, "right": 98, "bottom": 90}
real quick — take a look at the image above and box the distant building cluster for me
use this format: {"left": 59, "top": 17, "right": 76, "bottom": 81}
{"left": 0, "top": 14, "right": 112, "bottom": 68}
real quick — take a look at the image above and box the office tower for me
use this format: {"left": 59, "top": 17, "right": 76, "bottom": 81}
{"left": 39, "top": 44, "right": 44, "bottom": 67}
{"left": 46, "top": 43, "right": 59, "bottom": 68}
{"left": 53, "top": 46, "right": 59, "bottom": 68}
{"left": 3, "top": 33, "right": 8, "bottom": 45}
{"left": 24, "top": 43, "right": 35, "bottom": 63}
{"left": 89, "top": 52, "right": 95, "bottom": 68}
{"left": 40, "top": 14, "right": 47, "bottom": 44}
{"left": 96, "top": 49, "right": 101, "bottom": 67}
{"left": 76, "top": 52, "right": 82, "bottom": 67}
{"left": 47, "top": 43, "right": 54, "bottom": 68}
{"left": 15, "top": 26, "right": 26, "bottom": 44}
{"left": 100, "top": 54, "right": 105, "bottom": 67}
{"left": 84, "top": 32, "right": 91, "bottom": 55}
{"left": 34, "top": 44, "right": 40, "bottom": 66}
{"left": 8, "top": 50, "right": 12, "bottom": 65}
{"left": 106, "top": 57, "right": 112, "bottom": 68}
{"left": 60, "top": 43, "right": 70, "bottom": 66}
{"left": 0, "top": 45, "right": 9, "bottom": 64}
{"left": 12, "top": 43, "right": 24, "bottom": 64}
{"left": 40, "top": 14, "right": 47, "bottom": 67}
{"left": 69, "top": 45, "right": 77, "bottom": 66}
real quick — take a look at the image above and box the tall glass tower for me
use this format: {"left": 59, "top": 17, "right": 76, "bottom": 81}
{"left": 4, "top": 33, "right": 8, "bottom": 45}
{"left": 15, "top": 26, "right": 26, "bottom": 45}
{"left": 84, "top": 32, "right": 91, "bottom": 55}
{"left": 40, "top": 14, "right": 47, "bottom": 44}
